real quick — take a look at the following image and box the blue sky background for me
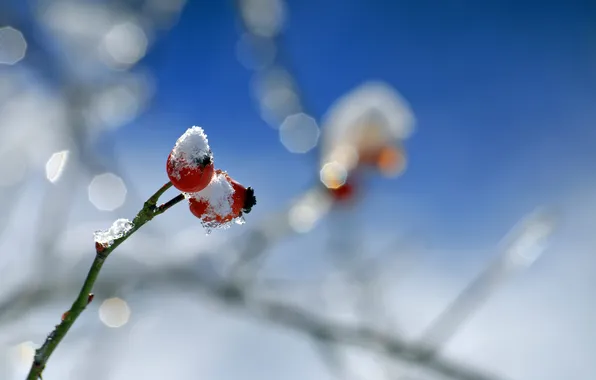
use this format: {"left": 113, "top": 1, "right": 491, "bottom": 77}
{"left": 3, "top": 1, "right": 596, "bottom": 379}
{"left": 110, "top": 0, "right": 596, "bottom": 251}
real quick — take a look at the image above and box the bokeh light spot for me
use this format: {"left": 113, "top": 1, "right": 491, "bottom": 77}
{"left": 100, "top": 21, "right": 148, "bottom": 68}
{"left": 288, "top": 190, "right": 331, "bottom": 233}
{"left": 99, "top": 297, "right": 131, "bottom": 328}
{"left": 88, "top": 173, "right": 127, "bottom": 211}
{"left": 240, "top": 0, "right": 286, "bottom": 37}
{"left": 45, "top": 150, "right": 69, "bottom": 183}
{"left": 0, "top": 27, "right": 27, "bottom": 65}
{"left": 288, "top": 203, "right": 318, "bottom": 233}
{"left": 252, "top": 67, "right": 301, "bottom": 127}
{"left": 279, "top": 113, "right": 319, "bottom": 153}
{"left": 92, "top": 85, "right": 140, "bottom": 128}
{"left": 11, "top": 341, "right": 35, "bottom": 367}
{"left": 319, "top": 162, "right": 348, "bottom": 189}
{"left": 377, "top": 145, "right": 407, "bottom": 177}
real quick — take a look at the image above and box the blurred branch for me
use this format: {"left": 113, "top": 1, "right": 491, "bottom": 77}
{"left": 243, "top": 296, "right": 508, "bottom": 380}
{"left": 8, "top": 241, "right": 507, "bottom": 380}
{"left": 3, "top": 191, "right": 545, "bottom": 380}
{"left": 417, "top": 208, "right": 557, "bottom": 357}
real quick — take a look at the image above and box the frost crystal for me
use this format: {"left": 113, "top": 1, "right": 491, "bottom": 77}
{"left": 169, "top": 126, "right": 212, "bottom": 179}
{"left": 94, "top": 218, "right": 134, "bottom": 247}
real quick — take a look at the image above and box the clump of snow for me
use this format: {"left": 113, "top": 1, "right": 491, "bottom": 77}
{"left": 188, "top": 172, "right": 245, "bottom": 234}
{"left": 94, "top": 218, "right": 134, "bottom": 247}
{"left": 169, "top": 126, "right": 212, "bottom": 179}
{"left": 190, "top": 172, "right": 234, "bottom": 217}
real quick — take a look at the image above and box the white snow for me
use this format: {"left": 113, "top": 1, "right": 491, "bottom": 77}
{"left": 189, "top": 172, "right": 245, "bottom": 233}
{"left": 169, "top": 126, "right": 212, "bottom": 179}
{"left": 190, "top": 172, "right": 234, "bottom": 217}
{"left": 94, "top": 218, "right": 134, "bottom": 246}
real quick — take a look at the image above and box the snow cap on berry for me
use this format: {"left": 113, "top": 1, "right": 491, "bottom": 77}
{"left": 188, "top": 171, "right": 243, "bottom": 231}
{"left": 191, "top": 172, "right": 234, "bottom": 217}
{"left": 170, "top": 126, "right": 213, "bottom": 178}
{"left": 319, "top": 82, "right": 414, "bottom": 173}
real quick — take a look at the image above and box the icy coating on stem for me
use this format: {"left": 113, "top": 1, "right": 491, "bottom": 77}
{"left": 93, "top": 218, "right": 134, "bottom": 246}
{"left": 169, "top": 126, "right": 213, "bottom": 179}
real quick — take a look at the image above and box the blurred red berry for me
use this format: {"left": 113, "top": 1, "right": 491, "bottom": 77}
{"left": 166, "top": 152, "right": 215, "bottom": 192}
{"left": 328, "top": 181, "right": 355, "bottom": 202}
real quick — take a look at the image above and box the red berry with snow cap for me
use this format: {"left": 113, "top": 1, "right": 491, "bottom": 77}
{"left": 167, "top": 126, "right": 215, "bottom": 193}
{"left": 188, "top": 169, "right": 257, "bottom": 229}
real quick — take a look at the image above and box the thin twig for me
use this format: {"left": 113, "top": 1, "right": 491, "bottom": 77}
{"left": 157, "top": 193, "right": 186, "bottom": 214}
{"left": 25, "top": 182, "right": 183, "bottom": 380}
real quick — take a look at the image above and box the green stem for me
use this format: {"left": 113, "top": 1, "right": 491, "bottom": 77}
{"left": 26, "top": 182, "right": 185, "bottom": 380}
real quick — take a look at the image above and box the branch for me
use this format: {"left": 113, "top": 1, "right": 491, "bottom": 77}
{"left": 25, "top": 182, "right": 184, "bottom": 380}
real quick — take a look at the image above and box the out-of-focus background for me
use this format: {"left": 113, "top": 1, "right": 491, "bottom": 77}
{"left": 1, "top": 0, "right": 595, "bottom": 379}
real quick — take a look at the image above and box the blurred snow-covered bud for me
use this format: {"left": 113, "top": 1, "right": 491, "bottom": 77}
{"left": 319, "top": 81, "right": 415, "bottom": 176}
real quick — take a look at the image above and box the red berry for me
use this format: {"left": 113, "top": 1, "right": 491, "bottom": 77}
{"left": 188, "top": 170, "right": 257, "bottom": 228}
{"left": 166, "top": 152, "right": 214, "bottom": 192}
{"left": 189, "top": 197, "right": 209, "bottom": 219}
{"left": 95, "top": 241, "right": 106, "bottom": 253}
{"left": 211, "top": 170, "right": 256, "bottom": 215}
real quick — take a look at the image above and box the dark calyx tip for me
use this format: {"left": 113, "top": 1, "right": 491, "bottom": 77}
{"left": 194, "top": 151, "right": 213, "bottom": 167}
{"left": 242, "top": 187, "right": 257, "bottom": 214}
